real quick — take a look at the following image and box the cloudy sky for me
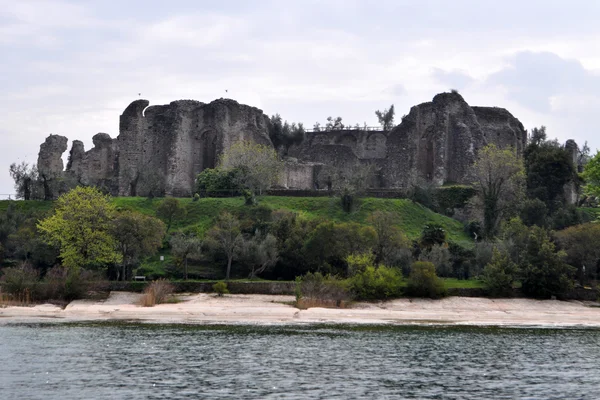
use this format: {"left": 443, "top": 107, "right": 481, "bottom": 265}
{"left": 1, "top": 0, "right": 600, "bottom": 196}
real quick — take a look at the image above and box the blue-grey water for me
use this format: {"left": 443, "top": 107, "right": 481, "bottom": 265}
{"left": 1, "top": 323, "right": 599, "bottom": 399}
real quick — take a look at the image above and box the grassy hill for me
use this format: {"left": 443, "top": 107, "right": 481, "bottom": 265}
{"left": 1, "top": 196, "right": 472, "bottom": 246}
{"left": 113, "top": 196, "right": 473, "bottom": 246}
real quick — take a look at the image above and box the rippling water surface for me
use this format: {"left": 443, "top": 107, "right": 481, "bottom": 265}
{"left": 1, "top": 323, "right": 599, "bottom": 399}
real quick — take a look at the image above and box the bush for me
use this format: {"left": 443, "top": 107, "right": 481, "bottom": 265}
{"left": 295, "top": 272, "right": 350, "bottom": 308}
{"left": 0, "top": 263, "right": 40, "bottom": 299}
{"left": 482, "top": 248, "right": 516, "bottom": 297}
{"left": 41, "top": 266, "right": 103, "bottom": 301}
{"left": 140, "top": 279, "right": 174, "bottom": 307}
{"left": 213, "top": 281, "right": 229, "bottom": 296}
{"left": 348, "top": 265, "right": 404, "bottom": 300}
{"left": 195, "top": 168, "right": 242, "bottom": 197}
{"left": 405, "top": 261, "right": 446, "bottom": 299}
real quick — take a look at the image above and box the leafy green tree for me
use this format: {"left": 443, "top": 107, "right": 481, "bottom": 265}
{"left": 519, "top": 198, "right": 548, "bottom": 227}
{"left": 170, "top": 232, "right": 202, "bottom": 280}
{"left": 556, "top": 223, "right": 600, "bottom": 283}
{"left": 519, "top": 226, "right": 575, "bottom": 299}
{"left": 303, "top": 221, "right": 376, "bottom": 275}
{"left": 195, "top": 168, "right": 242, "bottom": 197}
{"left": 219, "top": 141, "right": 284, "bottom": 203}
{"left": 367, "top": 211, "right": 411, "bottom": 265}
{"left": 269, "top": 114, "right": 305, "bottom": 154}
{"left": 524, "top": 133, "right": 577, "bottom": 211}
{"left": 420, "top": 223, "right": 446, "bottom": 249}
{"left": 239, "top": 233, "right": 278, "bottom": 279}
{"left": 473, "top": 144, "right": 525, "bottom": 238}
{"left": 111, "top": 211, "right": 166, "bottom": 281}
{"left": 270, "top": 211, "right": 318, "bottom": 279}
{"left": 156, "top": 197, "right": 186, "bottom": 232}
{"left": 405, "top": 261, "right": 446, "bottom": 299}
{"left": 582, "top": 150, "right": 600, "bottom": 198}
{"left": 37, "top": 187, "right": 121, "bottom": 270}
{"left": 482, "top": 248, "right": 517, "bottom": 297}
{"left": 375, "top": 104, "right": 395, "bottom": 131}
{"left": 205, "top": 212, "right": 243, "bottom": 280}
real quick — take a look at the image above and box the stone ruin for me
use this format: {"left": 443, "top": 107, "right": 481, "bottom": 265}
{"left": 35, "top": 91, "right": 574, "bottom": 200}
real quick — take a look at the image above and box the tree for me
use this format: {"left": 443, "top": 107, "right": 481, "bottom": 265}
{"left": 367, "top": 211, "right": 410, "bottom": 265}
{"left": 482, "top": 248, "right": 517, "bottom": 297}
{"left": 205, "top": 212, "right": 243, "bottom": 280}
{"left": 519, "top": 226, "right": 575, "bottom": 299}
{"left": 419, "top": 223, "right": 447, "bottom": 249}
{"left": 218, "top": 141, "right": 284, "bottom": 202}
{"left": 405, "top": 261, "right": 446, "bottom": 299}
{"left": 9, "top": 162, "right": 43, "bottom": 200}
{"left": 156, "top": 197, "right": 186, "bottom": 232}
{"left": 170, "top": 232, "right": 202, "bottom": 280}
{"left": 111, "top": 211, "right": 166, "bottom": 281}
{"left": 269, "top": 114, "right": 305, "bottom": 154}
{"left": 556, "top": 223, "right": 600, "bottom": 283}
{"left": 524, "top": 135, "right": 576, "bottom": 211}
{"left": 240, "top": 233, "right": 278, "bottom": 279}
{"left": 303, "top": 221, "right": 376, "bottom": 275}
{"left": 375, "top": 104, "right": 395, "bottom": 131}
{"left": 582, "top": 150, "right": 600, "bottom": 198}
{"left": 37, "top": 186, "right": 121, "bottom": 270}
{"left": 473, "top": 144, "right": 525, "bottom": 238}
{"left": 325, "top": 116, "right": 344, "bottom": 130}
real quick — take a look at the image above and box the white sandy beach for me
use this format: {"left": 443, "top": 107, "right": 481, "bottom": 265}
{"left": 1, "top": 292, "right": 600, "bottom": 327}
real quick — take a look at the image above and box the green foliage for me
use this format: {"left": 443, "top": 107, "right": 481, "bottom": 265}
{"left": 525, "top": 135, "right": 577, "bottom": 211}
{"left": 304, "top": 221, "right": 376, "bottom": 275}
{"left": 156, "top": 197, "right": 186, "bottom": 232}
{"left": 219, "top": 141, "right": 284, "bottom": 197}
{"left": 555, "top": 222, "right": 600, "bottom": 283}
{"left": 0, "top": 262, "right": 39, "bottom": 298}
{"left": 169, "top": 233, "right": 202, "bottom": 280}
{"left": 348, "top": 261, "right": 404, "bottom": 300}
{"left": 473, "top": 144, "right": 525, "bottom": 238}
{"left": 295, "top": 272, "right": 349, "bottom": 306}
{"left": 195, "top": 168, "right": 242, "bottom": 197}
{"left": 205, "top": 212, "right": 243, "bottom": 280}
{"left": 519, "top": 226, "right": 575, "bottom": 299}
{"left": 582, "top": 150, "right": 600, "bottom": 198}
{"left": 420, "top": 223, "right": 447, "bottom": 249}
{"left": 111, "top": 211, "right": 166, "bottom": 280}
{"left": 269, "top": 114, "right": 305, "bottom": 154}
{"left": 37, "top": 186, "right": 121, "bottom": 270}
{"left": 549, "top": 205, "right": 586, "bottom": 230}
{"left": 8, "top": 162, "right": 44, "bottom": 200}
{"left": 482, "top": 248, "right": 517, "bottom": 297}
{"left": 405, "top": 261, "right": 446, "bottom": 299}
{"left": 212, "top": 281, "right": 229, "bottom": 296}
{"left": 519, "top": 198, "right": 548, "bottom": 227}
{"left": 346, "top": 253, "right": 375, "bottom": 276}
{"left": 435, "top": 185, "right": 477, "bottom": 216}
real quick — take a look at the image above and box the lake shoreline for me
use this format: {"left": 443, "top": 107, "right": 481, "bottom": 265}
{"left": 1, "top": 292, "right": 600, "bottom": 328}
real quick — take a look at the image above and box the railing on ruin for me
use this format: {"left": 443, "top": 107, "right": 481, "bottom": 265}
{"left": 304, "top": 126, "right": 383, "bottom": 133}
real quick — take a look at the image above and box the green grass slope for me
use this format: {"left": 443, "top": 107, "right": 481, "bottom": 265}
{"left": 114, "top": 196, "right": 472, "bottom": 245}
{"left": 0, "top": 196, "right": 472, "bottom": 246}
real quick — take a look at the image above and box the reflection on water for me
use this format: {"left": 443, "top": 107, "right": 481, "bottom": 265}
{"left": 1, "top": 323, "right": 599, "bottom": 399}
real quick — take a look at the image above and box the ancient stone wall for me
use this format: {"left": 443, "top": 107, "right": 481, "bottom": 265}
{"left": 36, "top": 92, "right": 573, "bottom": 199}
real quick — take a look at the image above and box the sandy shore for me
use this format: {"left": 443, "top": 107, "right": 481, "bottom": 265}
{"left": 1, "top": 292, "right": 600, "bottom": 327}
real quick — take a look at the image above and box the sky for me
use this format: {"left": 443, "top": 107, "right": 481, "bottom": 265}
{"left": 1, "top": 0, "right": 600, "bottom": 196}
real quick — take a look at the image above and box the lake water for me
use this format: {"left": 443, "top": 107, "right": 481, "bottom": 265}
{"left": 1, "top": 323, "right": 599, "bottom": 399}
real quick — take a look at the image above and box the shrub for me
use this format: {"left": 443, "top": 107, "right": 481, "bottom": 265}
{"left": 295, "top": 272, "right": 350, "bottom": 308}
{"left": 140, "top": 279, "right": 174, "bottom": 307}
{"left": 482, "top": 248, "right": 516, "bottom": 297}
{"left": 213, "top": 281, "right": 229, "bottom": 296}
{"left": 420, "top": 223, "right": 447, "bottom": 249}
{"left": 348, "top": 265, "right": 404, "bottom": 300}
{"left": 405, "top": 261, "right": 446, "bottom": 299}
{"left": 0, "top": 262, "right": 40, "bottom": 299}
{"left": 41, "top": 267, "right": 104, "bottom": 301}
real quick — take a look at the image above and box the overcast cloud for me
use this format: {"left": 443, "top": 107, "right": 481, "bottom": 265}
{"left": 1, "top": 0, "right": 600, "bottom": 196}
